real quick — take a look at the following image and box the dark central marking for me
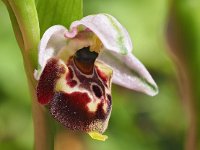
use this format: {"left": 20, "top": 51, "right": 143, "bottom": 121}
{"left": 92, "top": 85, "right": 102, "bottom": 98}
{"left": 68, "top": 59, "right": 107, "bottom": 99}
{"left": 73, "top": 47, "right": 98, "bottom": 75}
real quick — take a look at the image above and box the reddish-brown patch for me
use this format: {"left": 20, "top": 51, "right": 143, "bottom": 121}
{"left": 96, "top": 66, "right": 108, "bottom": 85}
{"left": 66, "top": 67, "right": 77, "bottom": 87}
{"left": 66, "top": 67, "right": 73, "bottom": 80}
{"left": 67, "top": 80, "right": 77, "bottom": 87}
{"left": 37, "top": 58, "right": 66, "bottom": 105}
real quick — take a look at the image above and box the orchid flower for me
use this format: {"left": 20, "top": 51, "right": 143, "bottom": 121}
{"left": 35, "top": 14, "right": 158, "bottom": 141}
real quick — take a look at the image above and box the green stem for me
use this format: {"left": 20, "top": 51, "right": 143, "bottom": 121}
{"left": 2, "top": 0, "right": 52, "bottom": 149}
{"left": 5, "top": 0, "right": 39, "bottom": 69}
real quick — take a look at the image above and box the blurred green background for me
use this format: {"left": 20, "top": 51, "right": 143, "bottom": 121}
{"left": 1, "top": 0, "right": 199, "bottom": 149}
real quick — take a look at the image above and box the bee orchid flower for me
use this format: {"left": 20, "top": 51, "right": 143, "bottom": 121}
{"left": 35, "top": 14, "right": 158, "bottom": 141}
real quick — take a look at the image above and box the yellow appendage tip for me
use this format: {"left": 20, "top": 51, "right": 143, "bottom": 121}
{"left": 88, "top": 132, "right": 108, "bottom": 141}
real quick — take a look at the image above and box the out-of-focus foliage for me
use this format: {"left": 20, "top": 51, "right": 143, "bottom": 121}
{"left": 1, "top": 0, "right": 200, "bottom": 149}
{"left": 0, "top": 2, "right": 33, "bottom": 150}
{"left": 167, "top": 0, "right": 200, "bottom": 102}
{"left": 36, "top": 0, "right": 82, "bottom": 36}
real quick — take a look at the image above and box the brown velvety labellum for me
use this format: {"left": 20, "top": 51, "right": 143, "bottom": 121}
{"left": 37, "top": 58, "right": 66, "bottom": 104}
{"left": 48, "top": 58, "right": 112, "bottom": 133}
{"left": 50, "top": 92, "right": 111, "bottom": 133}
{"left": 37, "top": 47, "right": 113, "bottom": 133}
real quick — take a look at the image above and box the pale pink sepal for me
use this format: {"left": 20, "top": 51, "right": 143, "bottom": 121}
{"left": 39, "top": 25, "right": 67, "bottom": 69}
{"left": 70, "top": 14, "right": 132, "bottom": 55}
{"left": 98, "top": 51, "right": 158, "bottom": 96}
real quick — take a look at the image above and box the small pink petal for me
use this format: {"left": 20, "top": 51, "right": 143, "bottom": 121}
{"left": 64, "top": 27, "right": 78, "bottom": 38}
